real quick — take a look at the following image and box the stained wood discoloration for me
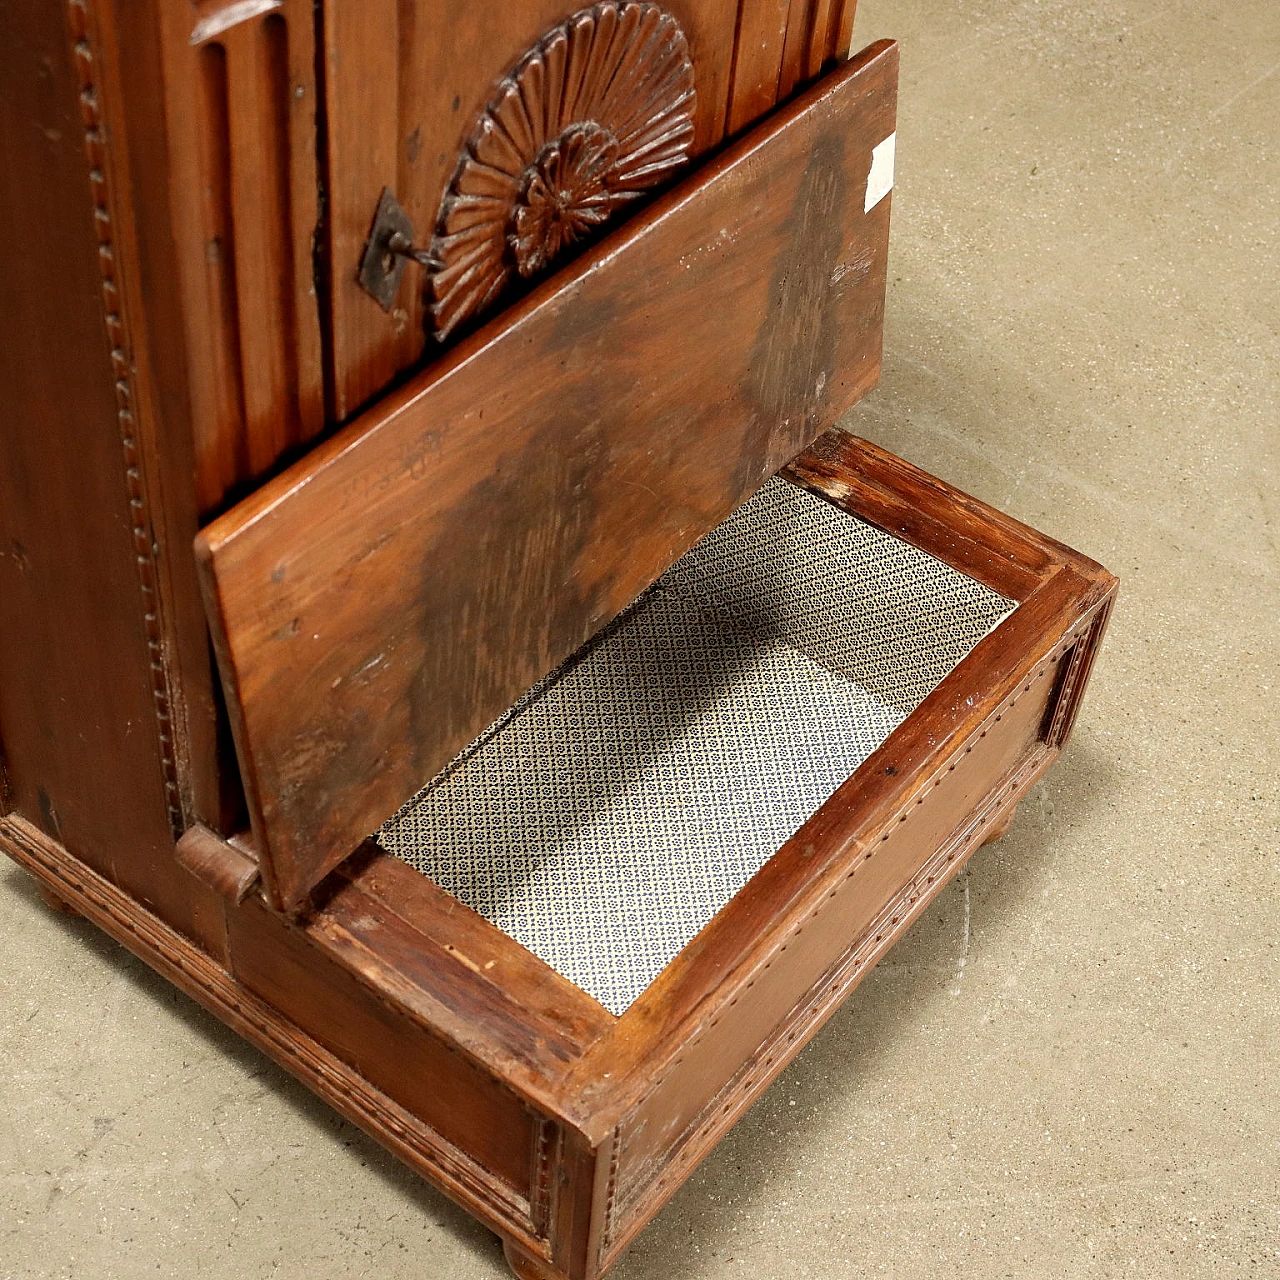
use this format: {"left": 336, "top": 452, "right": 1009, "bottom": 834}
{"left": 405, "top": 422, "right": 610, "bottom": 780}
{"left": 741, "top": 128, "right": 849, "bottom": 481}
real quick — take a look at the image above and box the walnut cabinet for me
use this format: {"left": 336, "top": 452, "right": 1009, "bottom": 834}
{"left": 0, "top": 3, "right": 1115, "bottom": 1278}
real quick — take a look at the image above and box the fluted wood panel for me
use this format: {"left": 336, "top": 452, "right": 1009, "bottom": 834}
{"left": 725, "top": 0, "right": 854, "bottom": 133}
{"left": 159, "top": 0, "right": 326, "bottom": 516}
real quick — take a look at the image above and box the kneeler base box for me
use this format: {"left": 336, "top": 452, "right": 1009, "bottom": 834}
{"left": 0, "top": 5, "right": 1114, "bottom": 1278}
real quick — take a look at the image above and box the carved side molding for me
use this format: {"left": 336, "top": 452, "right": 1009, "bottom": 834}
{"left": 66, "top": 0, "right": 187, "bottom": 834}
{"left": 428, "top": 1, "right": 697, "bottom": 340}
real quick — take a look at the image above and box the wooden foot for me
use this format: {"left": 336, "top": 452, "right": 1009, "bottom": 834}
{"left": 981, "top": 803, "right": 1019, "bottom": 846}
{"left": 503, "top": 1239, "right": 562, "bottom": 1280}
{"left": 35, "top": 878, "right": 81, "bottom": 916}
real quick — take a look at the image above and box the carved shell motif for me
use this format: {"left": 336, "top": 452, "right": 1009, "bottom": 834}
{"left": 428, "top": 2, "right": 696, "bottom": 340}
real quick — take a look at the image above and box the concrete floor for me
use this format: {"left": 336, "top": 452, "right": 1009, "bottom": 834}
{"left": 3, "top": 0, "right": 1278, "bottom": 1276}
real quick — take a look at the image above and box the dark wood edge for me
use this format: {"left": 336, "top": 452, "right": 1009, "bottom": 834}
{"left": 598, "top": 743, "right": 1059, "bottom": 1267}
{"left": 784, "top": 431, "right": 1114, "bottom": 600}
{"left": 1046, "top": 591, "right": 1117, "bottom": 747}
{"left": 194, "top": 40, "right": 900, "bottom": 554}
{"left": 189, "top": 542, "right": 289, "bottom": 907}
{"left": 0, "top": 726, "right": 12, "bottom": 816}
{"left": 0, "top": 814, "right": 552, "bottom": 1254}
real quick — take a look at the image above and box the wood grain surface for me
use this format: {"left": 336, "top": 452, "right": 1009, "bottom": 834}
{"left": 197, "top": 43, "right": 899, "bottom": 909}
{"left": 157, "top": 0, "right": 327, "bottom": 516}
{"left": 1, "top": 7, "right": 1129, "bottom": 1279}
{"left": 0, "top": 0, "right": 234, "bottom": 951}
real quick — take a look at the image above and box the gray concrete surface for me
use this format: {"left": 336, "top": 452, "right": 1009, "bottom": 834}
{"left": 3, "top": 1, "right": 1277, "bottom": 1276}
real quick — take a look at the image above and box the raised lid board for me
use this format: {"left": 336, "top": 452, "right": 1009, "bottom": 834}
{"left": 196, "top": 42, "right": 899, "bottom": 909}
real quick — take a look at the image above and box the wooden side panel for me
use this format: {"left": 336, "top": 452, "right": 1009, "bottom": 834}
{"left": 595, "top": 613, "right": 1108, "bottom": 1264}
{"left": 159, "top": 0, "right": 326, "bottom": 515}
{"left": 324, "top": 0, "right": 741, "bottom": 420}
{"left": 226, "top": 895, "right": 540, "bottom": 1205}
{"left": 197, "top": 44, "right": 900, "bottom": 909}
{"left": 0, "top": 0, "right": 227, "bottom": 946}
{"left": 2, "top": 815, "right": 567, "bottom": 1256}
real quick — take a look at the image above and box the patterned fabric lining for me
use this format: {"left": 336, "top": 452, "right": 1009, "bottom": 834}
{"left": 377, "top": 476, "right": 1015, "bottom": 1015}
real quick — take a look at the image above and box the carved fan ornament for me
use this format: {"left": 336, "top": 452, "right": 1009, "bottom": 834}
{"left": 428, "top": 2, "right": 697, "bottom": 340}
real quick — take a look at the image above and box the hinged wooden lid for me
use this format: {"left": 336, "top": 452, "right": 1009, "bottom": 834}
{"left": 196, "top": 43, "right": 900, "bottom": 909}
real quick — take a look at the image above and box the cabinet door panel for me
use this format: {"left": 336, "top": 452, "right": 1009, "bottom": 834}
{"left": 149, "top": 1, "right": 860, "bottom": 504}
{"left": 323, "top": 0, "right": 741, "bottom": 421}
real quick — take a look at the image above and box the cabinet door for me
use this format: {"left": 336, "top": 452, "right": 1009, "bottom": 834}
{"left": 321, "top": 0, "right": 859, "bottom": 421}
{"left": 322, "top": 0, "right": 740, "bottom": 420}
{"left": 156, "top": 1, "right": 858, "bottom": 508}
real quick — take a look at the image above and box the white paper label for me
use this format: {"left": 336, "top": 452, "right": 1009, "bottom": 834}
{"left": 864, "top": 132, "right": 896, "bottom": 213}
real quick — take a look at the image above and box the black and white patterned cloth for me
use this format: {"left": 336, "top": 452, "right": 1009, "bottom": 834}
{"left": 377, "top": 477, "right": 1014, "bottom": 1015}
